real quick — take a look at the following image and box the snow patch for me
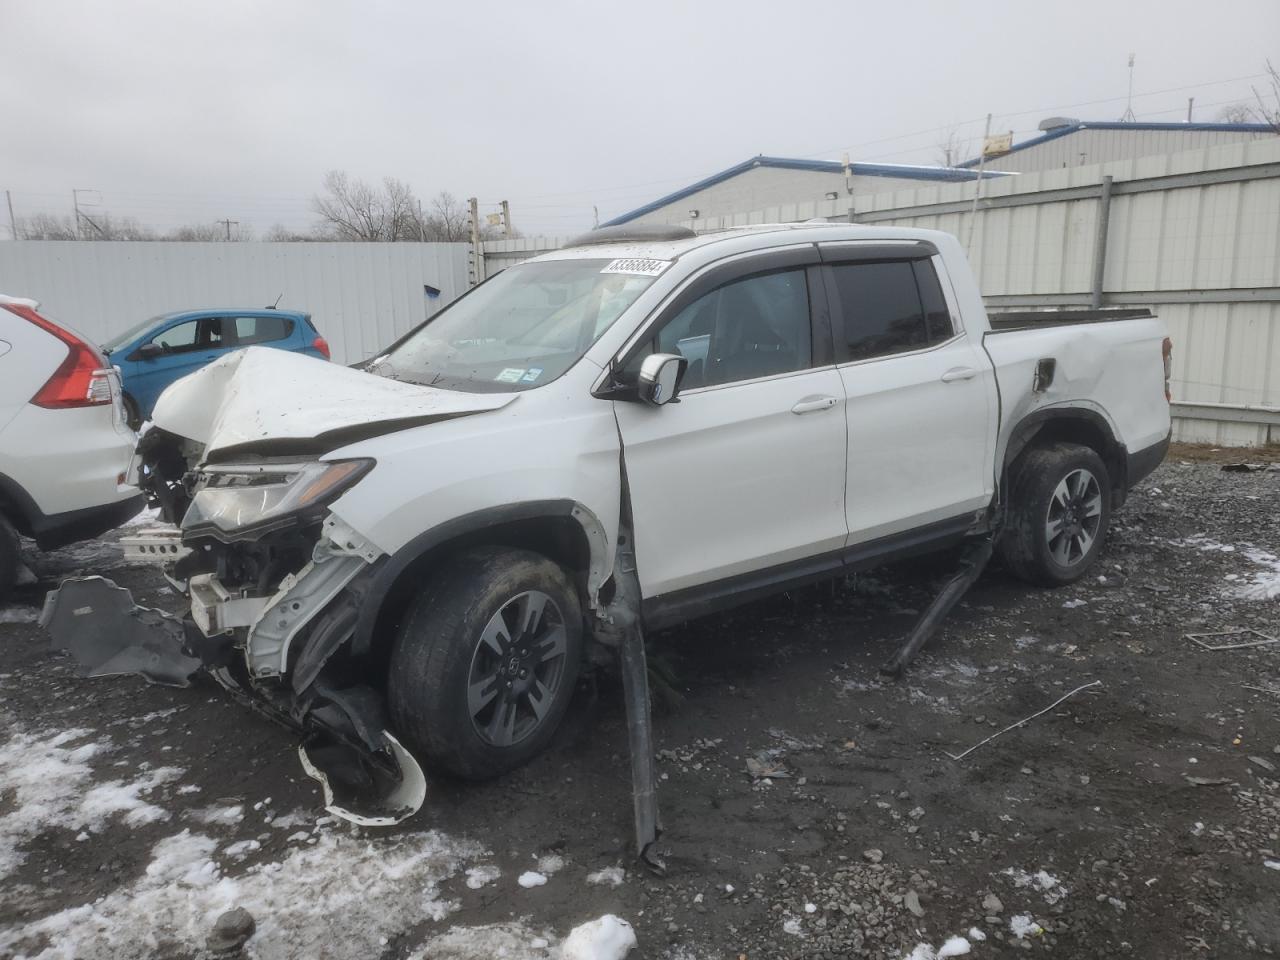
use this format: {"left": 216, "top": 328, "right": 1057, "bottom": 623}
{"left": 536, "top": 853, "right": 566, "bottom": 875}
{"left": 561, "top": 915, "right": 636, "bottom": 960}
{"left": 191, "top": 804, "right": 244, "bottom": 827}
{"left": 465, "top": 864, "right": 501, "bottom": 889}
{"left": 1236, "top": 547, "right": 1280, "bottom": 601}
{"left": 0, "top": 724, "right": 182, "bottom": 874}
{"left": 0, "top": 606, "right": 39, "bottom": 624}
{"left": 900, "top": 935, "right": 972, "bottom": 959}
{"left": 1003, "top": 867, "right": 1067, "bottom": 905}
{"left": 0, "top": 827, "right": 486, "bottom": 960}
{"left": 586, "top": 866, "right": 626, "bottom": 887}
{"left": 1009, "top": 914, "right": 1043, "bottom": 939}
{"left": 518, "top": 871, "right": 548, "bottom": 888}
{"left": 410, "top": 921, "right": 555, "bottom": 959}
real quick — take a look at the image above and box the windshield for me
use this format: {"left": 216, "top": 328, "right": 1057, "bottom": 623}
{"left": 369, "top": 258, "right": 657, "bottom": 392}
{"left": 102, "top": 313, "right": 168, "bottom": 354}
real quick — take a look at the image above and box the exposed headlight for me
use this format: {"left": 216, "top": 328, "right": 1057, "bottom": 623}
{"left": 181, "top": 459, "right": 373, "bottom": 540}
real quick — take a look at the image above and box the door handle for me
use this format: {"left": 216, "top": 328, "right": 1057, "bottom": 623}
{"left": 940, "top": 366, "right": 978, "bottom": 383}
{"left": 791, "top": 395, "right": 839, "bottom": 414}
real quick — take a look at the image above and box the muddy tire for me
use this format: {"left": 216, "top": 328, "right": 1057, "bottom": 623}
{"left": 387, "top": 546, "right": 583, "bottom": 780}
{"left": 122, "top": 394, "right": 142, "bottom": 431}
{"left": 0, "top": 514, "right": 18, "bottom": 603}
{"left": 998, "top": 442, "right": 1112, "bottom": 587}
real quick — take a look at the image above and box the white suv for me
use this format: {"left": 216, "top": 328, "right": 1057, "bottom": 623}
{"left": 0, "top": 296, "right": 144, "bottom": 597}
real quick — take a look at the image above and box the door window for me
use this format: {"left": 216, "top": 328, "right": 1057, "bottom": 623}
{"left": 643, "top": 269, "right": 812, "bottom": 389}
{"left": 231, "top": 315, "right": 292, "bottom": 345}
{"left": 831, "top": 260, "right": 954, "bottom": 362}
{"left": 151, "top": 317, "right": 226, "bottom": 354}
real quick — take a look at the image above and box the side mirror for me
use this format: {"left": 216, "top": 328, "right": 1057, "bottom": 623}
{"left": 138, "top": 342, "right": 163, "bottom": 360}
{"left": 637, "top": 353, "right": 688, "bottom": 406}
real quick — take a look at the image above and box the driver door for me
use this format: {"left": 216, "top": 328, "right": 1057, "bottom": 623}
{"left": 611, "top": 247, "right": 849, "bottom": 615}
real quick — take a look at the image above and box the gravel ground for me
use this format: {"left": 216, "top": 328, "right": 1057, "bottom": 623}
{"left": 1, "top": 456, "right": 1279, "bottom": 959}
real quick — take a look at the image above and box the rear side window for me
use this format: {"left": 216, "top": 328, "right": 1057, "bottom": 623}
{"left": 231, "top": 315, "right": 292, "bottom": 346}
{"left": 831, "top": 260, "right": 954, "bottom": 362}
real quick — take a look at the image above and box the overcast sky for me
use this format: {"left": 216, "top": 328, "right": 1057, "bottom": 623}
{"left": 3, "top": 0, "right": 1277, "bottom": 236}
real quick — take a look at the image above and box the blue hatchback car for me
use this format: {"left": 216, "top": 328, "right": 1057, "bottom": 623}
{"left": 102, "top": 308, "right": 330, "bottom": 427}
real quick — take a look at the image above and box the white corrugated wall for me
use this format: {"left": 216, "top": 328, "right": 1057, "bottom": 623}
{"left": 0, "top": 241, "right": 470, "bottom": 365}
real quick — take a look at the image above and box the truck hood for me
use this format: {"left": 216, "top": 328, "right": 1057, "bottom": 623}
{"left": 150, "top": 347, "right": 516, "bottom": 459}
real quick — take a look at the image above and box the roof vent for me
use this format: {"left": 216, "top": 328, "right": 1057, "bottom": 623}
{"left": 1038, "top": 116, "right": 1080, "bottom": 132}
{"left": 565, "top": 224, "right": 698, "bottom": 248}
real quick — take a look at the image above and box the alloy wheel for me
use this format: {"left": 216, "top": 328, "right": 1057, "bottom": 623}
{"left": 1044, "top": 467, "right": 1103, "bottom": 567}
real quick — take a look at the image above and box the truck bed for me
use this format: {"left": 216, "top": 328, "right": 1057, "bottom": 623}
{"left": 986, "top": 308, "right": 1154, "bottom": 333}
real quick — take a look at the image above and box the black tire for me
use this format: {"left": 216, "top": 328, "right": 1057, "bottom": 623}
{"left": 387, "top": 546, "right": 583, "bottom": 780}
{"left": 122, "top": 394, "right": 142, "bottom": 431}
{"left": 0, "top": 514, "right": 17, "bottom": 603}
{"left": 998, "top": 442, "right": 1112, "bottom": 587}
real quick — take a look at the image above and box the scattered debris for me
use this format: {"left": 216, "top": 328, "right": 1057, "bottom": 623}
{"left": 745, "top": 754, "right": 790, "bottom": 780}
{"left": 904, "top": 889, "right": 925, "bottom": 917}
{"left": 586, "top": 866, "right": 626, "bottom": 888}
{"left": 1185, "top": 629, "right": 1280, "bottom": 651}
{"left": 207, "top": 906, "right": 256, "bottom": 956}
{"left": 981, "top": 893, "right": 1004, "bottom": 914}
{"left": 945, "top": 680, "right": 1102, "bottom": 761}
{"left": 1183, "top": 775, "right": 1234, "bottom": 787}
{"left": 1248, "top": 755, "right": 1276, "bottom": 773}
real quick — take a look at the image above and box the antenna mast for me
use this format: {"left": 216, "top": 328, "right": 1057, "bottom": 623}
{"left": 1120, "top": 53, "right": 1137, "bottom": 122}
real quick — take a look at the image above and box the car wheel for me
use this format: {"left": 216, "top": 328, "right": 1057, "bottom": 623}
{"left": 998, "top": 442, "right": 1112, "bottom": 587}
{"left": 387, "top": 546, "right": 583, "bottom": 780}
{"left": 122, "top": 394, "right": 142, "bottom": 431}
{"left": 0, "top": 514, "right": 19, "bottom": 603}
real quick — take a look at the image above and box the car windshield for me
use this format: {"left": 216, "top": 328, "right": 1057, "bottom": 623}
{"left": 368, "top": 258, "right": 656, "bottom": 392}
{"left": 102, "top": 313, "right": 169, "bottom": 354}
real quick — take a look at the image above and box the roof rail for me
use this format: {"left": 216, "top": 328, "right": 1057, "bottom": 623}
{"left": 565, "top": 224, "right": 698, "bottom": 248}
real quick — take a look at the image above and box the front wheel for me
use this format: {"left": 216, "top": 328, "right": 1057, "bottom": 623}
{"left": 998, "top": 442, "right": 1112, "bottom": 587}
{"left": 387, "top": 546, "right": 583, "bottom": 780}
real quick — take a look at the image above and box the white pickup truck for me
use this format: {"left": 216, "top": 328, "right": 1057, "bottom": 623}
{"left": 45, "top": 222, "right": 1171, "bottom": 823}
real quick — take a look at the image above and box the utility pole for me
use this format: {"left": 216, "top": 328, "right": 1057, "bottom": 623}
{"left": 966, "top": 113, "right": 993, "bottom": 253}
{"left": 217, "top": 218, "right": 239, "bottom": 241}
{"left": 467, "top": 197, "right": 485, "bottom": 286}
{"left": 5, "top": 190, "right": 16, "bottom": 240}
{"left": 1120, "top": 53, "right": 1137, "bottom": 122}
{"left": 72, "top": 189, "right": 83, "bottom": 239}
{"left": 1187, "top": 97, "right": 1195, "bottom": 122}
{"left": 500, "top": 199, "right": 512, "bottom": 238}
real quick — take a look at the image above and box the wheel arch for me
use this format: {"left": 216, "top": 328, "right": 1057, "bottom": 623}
{"left": 1003, "top": 408, "right": 1128, "bottom": 504}
{"left": 351, "top": 499, "right": 609, "bottom": 666}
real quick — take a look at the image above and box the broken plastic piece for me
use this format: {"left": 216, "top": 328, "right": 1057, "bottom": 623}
{"left": 1184, "top": 629, "right": 1279, "bottom": 651}
{"left": 881, "top": 534, "right": 995, "bottom": 677}
{"left": 299, "top": 730, "right": 426, "bottom": 826}
{"left": 40, "top": 576, "right": 201, "bottom": 686}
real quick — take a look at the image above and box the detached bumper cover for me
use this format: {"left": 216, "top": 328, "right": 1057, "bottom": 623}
{"left": 40, "top": 574, "right": 425, "bottom": 826}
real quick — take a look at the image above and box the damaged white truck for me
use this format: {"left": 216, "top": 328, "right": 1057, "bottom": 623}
{"left": 43, "top": 223, "right": 1172, "bottom": 852}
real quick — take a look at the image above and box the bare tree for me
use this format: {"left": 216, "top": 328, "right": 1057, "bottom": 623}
{"left": 312, "top": 170, "right": 426, "bottom": 241}
{"left": 15, "top": 213, "right": 78, "bottom": 239}
{"left": 1216, "top": 60, "right": 1280, "bottom": 132}
{"left": 264, "top": 222, "right": 319, "bottom": 242}
{"left": 936, "top": 129, "right": 972, "bottom": 167}
{"left": 17, "top": 211, "right": 154, "bottom": 240}
{"left": 167, "top": 222, "right": 225, "bottom": 241}
{"left": 419, "top": 191, "right": 469, "bottom": 241}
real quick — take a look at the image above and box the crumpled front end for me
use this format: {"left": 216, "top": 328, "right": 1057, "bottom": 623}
{"left": 42, "top": 427, "right": 427, "bottom": 825}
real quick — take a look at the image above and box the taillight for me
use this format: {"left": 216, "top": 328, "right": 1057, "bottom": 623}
{"left": 4, "top": 303, "right": 113, "bottom": 408}
{"left": 313, "top": 336, "right": 331, "bottom": 360}
{"left": 1161, "top": 337, "right": 1173, "bottom": 403}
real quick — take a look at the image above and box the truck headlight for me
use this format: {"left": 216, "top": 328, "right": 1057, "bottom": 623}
{"left": 181, "top": 459, "right": 374, "bottom": 540}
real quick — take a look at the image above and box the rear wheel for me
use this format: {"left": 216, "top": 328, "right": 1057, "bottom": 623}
{"left": 387, "top": 546, "right": 583, "bottom": 780}
{"left": 122, "top": 394, "right": 142, "bottom": 431}
{"left": 998, "top": 442, "right": 1111, "bottom": 586}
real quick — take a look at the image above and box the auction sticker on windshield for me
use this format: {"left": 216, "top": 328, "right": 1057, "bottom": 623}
{"left": 495, "top": 367, "right": 525, "bottom": 383}
{"left": 601, "top": 258, "right": 672, "bottom": 277}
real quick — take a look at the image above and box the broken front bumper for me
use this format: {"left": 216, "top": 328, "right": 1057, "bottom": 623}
{"left": 40, "top": 558, "right": 426, "bottom": 827}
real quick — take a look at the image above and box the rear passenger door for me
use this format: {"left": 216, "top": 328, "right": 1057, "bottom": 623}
{"left": 820, "top": 242, "right": 996, "bottom": 545}
{"left": 612, "top": 247, "right": 850, "bottom": 601}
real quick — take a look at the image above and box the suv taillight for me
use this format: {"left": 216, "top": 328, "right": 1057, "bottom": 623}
{"left": 1162, "top": 337, "right": 1173, "bottom": 403}
{"left": 4, "top": 303, "right": 114, "bottom": 408}
{"left": 313, "top": 336, "right": 331, "bottom": 360}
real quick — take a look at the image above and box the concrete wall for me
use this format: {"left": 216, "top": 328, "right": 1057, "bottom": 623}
{"left": 0, "top": 241, "right": 470, "bottom": 365}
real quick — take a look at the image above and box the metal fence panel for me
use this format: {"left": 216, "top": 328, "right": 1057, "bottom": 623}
{"left": 0, "top": 241, "right": 470, "bottom": 365}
